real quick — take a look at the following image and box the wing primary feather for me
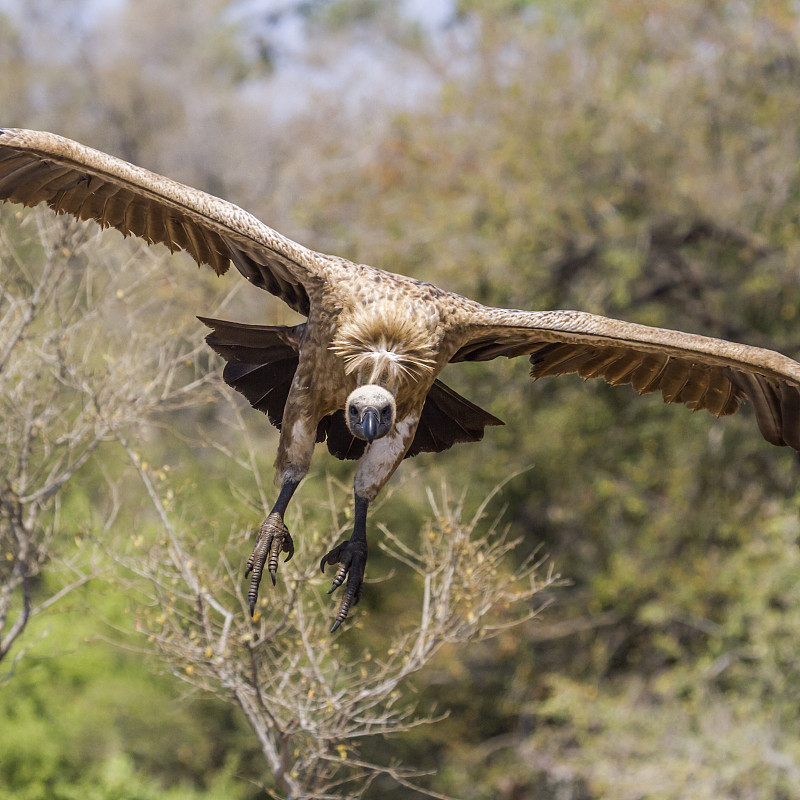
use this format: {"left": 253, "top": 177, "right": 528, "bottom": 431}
{"left": 165, "top": 211, "right": 190, "bottom": 253}
{"left": 630, "top": 353, "right": 669, "bottom": 394}
{"left": 602, "top": 353, "right": 641, "bottom": 386}
{"left": 27, "top": 167, "right": 85, "bottom": 205}
{"left": 2, "top": 161, "right": 72, "bottom": 204}
{"left": 123, "top": 197, "right": 146, "bottom": 238}
{"left": 51, "top": 180, "right": 88, "bottom": 217}
{"left": 179, "top": 217, "right": 213, "bottom": 268}
{"left": 779, "top": 382, "right": 800, "bottom": 449}
{"left": 142, "top": 204, "right": 166, "bottom": 245}
{"left": 754, "top": 374, "right": 784, "bottom": 446}
{"left": 659, "top": 359, "right": 691, "bottom": 404}
{"left": 531, "top": 347, "right": 605, "bottom": 379}
{"left": 79, "top": 180, "right": 118, "bottom": 224}
{"left": 726, "top": 369, "right": 784, "bottom": 446}
{"left": 530, "top": 344, "right": 590, "bottom": 376}
{"left": 675, "top": 366, "right": 711, "bottom": 411}
{"left": 100, "top": 188, "right": 131, "bottom": 229}
{"left": 577, "top": 348, "right": 625, "bottom": 380}
{"left": 94, "top": 183, "right": 124, "bottom": 227}
{"left": 0, "top": 156, "right": 48, "bottom": 197}
{"left": 712, "top": 370, "right": 741, "bottom": 417}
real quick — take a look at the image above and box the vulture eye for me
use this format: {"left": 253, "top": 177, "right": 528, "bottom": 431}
{"left": 349, "top": 405, "right": 358, "bottom": 417}
{"left": 380, "top": 406, "right": 392, "bottom": 421}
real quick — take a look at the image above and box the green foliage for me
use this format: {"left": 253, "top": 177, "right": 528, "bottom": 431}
{"left": 0, "top": 584, "right": 251, "bottom": 800}
{"left": 289, "top": 1, "right": 800, "bottom": 796}
{"left": 4, "top": 0, "right": 800, "bottom": 798}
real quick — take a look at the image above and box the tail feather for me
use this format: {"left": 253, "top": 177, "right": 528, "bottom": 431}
{"left": 200, "top": 316, "right": 303, "bottom": 431}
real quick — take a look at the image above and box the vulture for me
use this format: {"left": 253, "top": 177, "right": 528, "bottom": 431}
{"left": 2, "top": 128, "right": 799, "bottom": 631}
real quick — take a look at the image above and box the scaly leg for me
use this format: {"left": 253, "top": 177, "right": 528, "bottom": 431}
{"left": 320, "top": 494, "right": 369, "bottom": 632}
{"left": 245, "top": 479, "right": 299, "bottom": 616}
{"left": 319, "top": 412, "right": 419, "bottom": 631}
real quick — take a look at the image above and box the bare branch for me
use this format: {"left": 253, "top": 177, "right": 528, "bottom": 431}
{"left": 0, "top": 208, "right": 216, "bottom": 666}
{"left": 119, "top": 454, "right": 557, "bottom": 798}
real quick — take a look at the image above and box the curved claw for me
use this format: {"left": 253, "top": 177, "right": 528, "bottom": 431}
{"left": 330, "top": 581, "right": 361, "bottom": 633}
{"left": 326, "top": 564, "right": 348, "bottom": 594}
{"left": 319, "top": 538, "right": 367, "bottom": 632}
{"left": 268, "top": 528, "right": 295, "bottom": 585}
{"left": 246, "top": 511, "right": 293, "bottom": 617}
{"left": 320, "top": 541, "right": 348, "bottom": 574}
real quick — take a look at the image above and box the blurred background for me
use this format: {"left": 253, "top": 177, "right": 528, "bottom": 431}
{"left": 2, "top": 1, "right": 800, "bottom": 798}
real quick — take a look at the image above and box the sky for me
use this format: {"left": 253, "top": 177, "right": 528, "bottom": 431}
{"left": 0, "top": 0, "right": 470, "bottom": 122}
{"left": 227, "top": 0, "right": 468, "bottom": 121}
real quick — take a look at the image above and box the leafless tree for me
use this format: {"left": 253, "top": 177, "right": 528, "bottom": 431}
{"left": 1, "top": 208, "right": 557, "bottom": 797}
{"left": 0, "top": 209, "right": 214, "bottom": 673}
{"left": 121, "top": 405, "right": 557, "bottom": 799}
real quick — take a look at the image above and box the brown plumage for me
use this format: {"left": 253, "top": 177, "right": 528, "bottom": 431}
{"left": 2, "top": 128, "right": 800, "bottom": 631}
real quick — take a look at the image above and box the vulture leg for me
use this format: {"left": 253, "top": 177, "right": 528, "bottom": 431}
{"left": 320, "top": 411, "right": 418, "bottom": 631}
{"left": 245, "top": 479, "right": 299, "bottom": 616}
{"left": 320, "top": 494, "right": 370, "bottom": 632}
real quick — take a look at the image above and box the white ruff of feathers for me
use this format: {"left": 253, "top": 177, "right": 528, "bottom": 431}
{"left": 331, "top": 308, "right": 436, "bottom": 386}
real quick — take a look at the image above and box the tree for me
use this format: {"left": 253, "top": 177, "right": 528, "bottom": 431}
{"left": 0, "top": 208, "right": 213, "bottom": 673}
{"left": 0, "top": 207, "right": 555, "bottom": 797}
{"left": 120, "top": 422, "right": 554, "bottom": 798}
{"left": 6, "top": 1, "right": 800, "bottom": 797}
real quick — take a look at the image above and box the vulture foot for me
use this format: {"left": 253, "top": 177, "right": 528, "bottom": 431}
{"left": 245, "top": 511, "right": 294, "bottom": 616}
{"left": 320, "top": 538, "right": 368, "bottom": 632}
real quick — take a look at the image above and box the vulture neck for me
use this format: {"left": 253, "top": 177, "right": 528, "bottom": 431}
{"left": 331, "top": 307, "right": 437, "bottom": 394}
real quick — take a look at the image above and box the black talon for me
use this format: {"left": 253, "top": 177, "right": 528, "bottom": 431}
{"left": 319, "top": 536, "right": 368, "bottom": 631}
{"left": 320, "top": 542, "right": 346, "bottom": 574}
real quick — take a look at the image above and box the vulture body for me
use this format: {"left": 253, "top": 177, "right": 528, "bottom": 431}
{"left": 1, "top": 128, "right": 799, "bottom": 630}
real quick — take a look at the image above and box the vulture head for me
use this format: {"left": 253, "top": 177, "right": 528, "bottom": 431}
{"left": 345, "top": 385, "right": 396, "bottom": 443}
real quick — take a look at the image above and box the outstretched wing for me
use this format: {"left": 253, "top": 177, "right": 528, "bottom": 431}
{"left": 0, "top": 127, "right": 328, "bottom": 314}
{"left": 450, "top": 306, "right": 800, "bottom": 450}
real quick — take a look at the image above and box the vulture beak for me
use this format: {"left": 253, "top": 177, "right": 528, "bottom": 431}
{"left": 362, "top": 407, "right": 380, "bottom": 443}
{"left": 344, "top": 385, "right": 396, "bottom": 442}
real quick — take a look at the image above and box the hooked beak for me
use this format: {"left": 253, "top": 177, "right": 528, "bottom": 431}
{"left": 362, "top": 407, "right": 380, "bottom": 444}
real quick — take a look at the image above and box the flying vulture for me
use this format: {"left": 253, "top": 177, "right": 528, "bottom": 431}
{"left": 1, "top": 128, "right": 799, "bottom": 631}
